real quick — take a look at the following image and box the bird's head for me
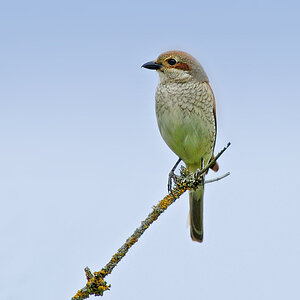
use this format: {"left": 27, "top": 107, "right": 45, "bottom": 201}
{"left": 142, "top": 50, "right": 209, "bottom": 84}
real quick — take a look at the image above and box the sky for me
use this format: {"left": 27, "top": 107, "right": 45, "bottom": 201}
{"left": 1, "top": 1, "right": 300, "bottom": 299}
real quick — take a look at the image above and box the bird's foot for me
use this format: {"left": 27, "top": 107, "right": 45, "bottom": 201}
{"left": 193, "top": 159, "right": 205, "bottom": 188}
{"left": 194, "top": 168, "right": 205, "bottom": 181}
{"left": 168, "top": 158, "right": 182, "bottom": 193}
{"left": 168, "top": 172, "right": 179, "bottom": 194}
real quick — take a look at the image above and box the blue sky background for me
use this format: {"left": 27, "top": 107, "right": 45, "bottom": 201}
{"left": 1, "top": 1, "right": 300, "bottom": 299}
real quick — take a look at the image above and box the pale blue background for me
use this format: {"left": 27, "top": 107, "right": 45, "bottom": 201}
{"left": 1, "top": 1, "right": 300, "bottom": 299}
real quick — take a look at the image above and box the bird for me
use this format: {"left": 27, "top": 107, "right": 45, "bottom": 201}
{"left": 142, "top": 50, "right": 218, "bottom": 242}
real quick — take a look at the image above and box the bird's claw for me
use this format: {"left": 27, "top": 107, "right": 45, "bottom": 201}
{"left": 167, "top": 158, "right": 182, "bottom": 194}
{"left": 168, "top": 171, "right": 179, "bottom": 193}
{"left": 194, "top": 168, "right": 205, "bottom": 181}
{"left": 193, "top": 160, "right": 205, "bottom": 188}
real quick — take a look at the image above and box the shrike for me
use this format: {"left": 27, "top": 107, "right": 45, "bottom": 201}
{"left": 142, "top": 51, "right": 218, "bottom": 242}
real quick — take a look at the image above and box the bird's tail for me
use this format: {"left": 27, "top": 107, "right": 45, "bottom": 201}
{"left": 189, "top": 184, "right": 204, "bottom": 242}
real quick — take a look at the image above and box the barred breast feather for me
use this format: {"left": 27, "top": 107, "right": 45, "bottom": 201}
{"left": 155, "top": 79, "right": 216, "bottom": 171}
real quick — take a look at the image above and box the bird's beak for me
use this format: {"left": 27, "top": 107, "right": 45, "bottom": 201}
{"left": 141, "top": 61, "right": 162, "bottom": 70}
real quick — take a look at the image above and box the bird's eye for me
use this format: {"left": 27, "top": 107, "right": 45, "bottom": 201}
{"left": 167, "top": 58, "right": 177, "bottom": 65}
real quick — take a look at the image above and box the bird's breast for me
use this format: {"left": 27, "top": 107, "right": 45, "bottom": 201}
{"left": 155, "top": 81, "right": 216, "bottom": 166}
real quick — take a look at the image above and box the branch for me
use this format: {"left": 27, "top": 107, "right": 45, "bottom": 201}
{"left": 72, "top": 143, "right": 231, "bottom": 300}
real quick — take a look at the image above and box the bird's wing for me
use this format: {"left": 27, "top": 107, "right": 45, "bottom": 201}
{"left": 207, "top": 82, "right": 219, "bottom": 172}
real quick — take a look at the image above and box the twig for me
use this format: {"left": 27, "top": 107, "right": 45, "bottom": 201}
{"left": 205, "top": 172, "right": 230, "bottom": 184}
{"left": 72, "top": 143, "right": 231, "bottom": 300}
{"left": 202, "top": 142, "right": 231, "bottom": 175}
